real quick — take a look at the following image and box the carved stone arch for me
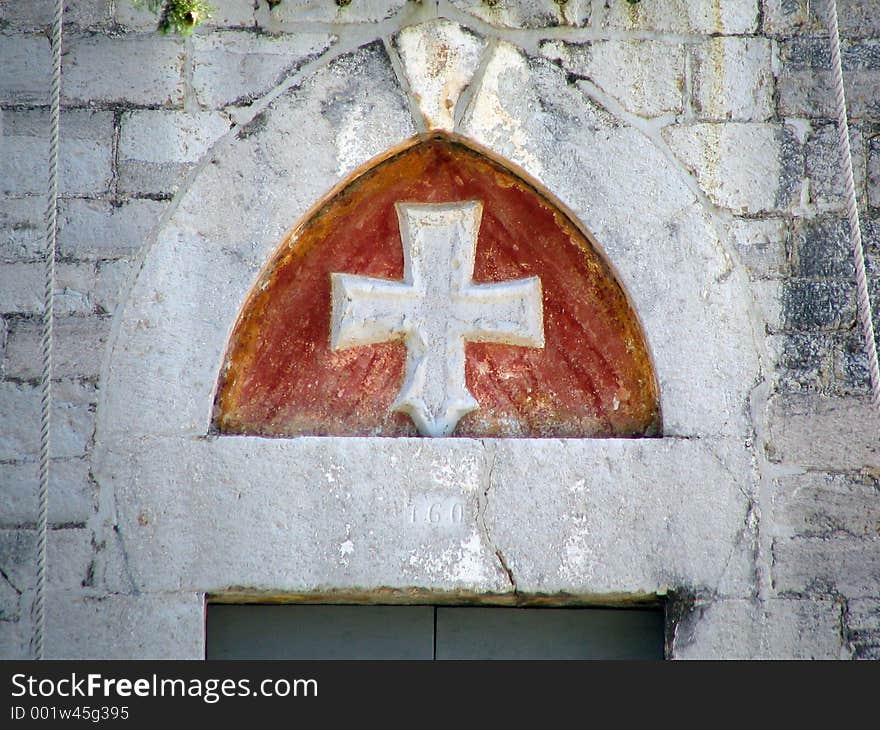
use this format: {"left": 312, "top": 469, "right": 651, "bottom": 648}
{"left": 213, "top": 132, "right": 661, "bottom": 439}
{"left": 90, "top": 33, "right": 761, "bottom": 648}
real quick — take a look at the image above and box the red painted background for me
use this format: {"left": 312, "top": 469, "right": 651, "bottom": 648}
{"left": 214, "top": 134, "right": 660, "bottom": 438}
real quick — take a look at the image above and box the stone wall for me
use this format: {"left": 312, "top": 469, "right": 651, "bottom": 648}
{"left": 0, "top": 0, "right": 877, "bottom": 659}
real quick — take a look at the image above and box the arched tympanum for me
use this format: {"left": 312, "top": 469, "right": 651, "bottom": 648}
{"left": 213, "top": 133, "right": 660, "bottom": 438}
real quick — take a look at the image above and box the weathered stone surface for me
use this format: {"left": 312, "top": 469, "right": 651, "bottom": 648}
{"left": 460, "top": 43, "right": 760, "bottom": 438}
{"left": 848, "top": 599, "right": 880, "bottom": 659}
{"left": 484, "top": 438, "right": 756, "bottom": 597}
{"left": 0, "top": 617, "right": 31, "bottom": 658}
{"left": 0, "top": 34, "right": 50, "bottom": 104}
{"left": 1, "top": 0, "right": 110, "bottom": 28}
{"left": 764, "top": 0, "right": 880, "bottom": 38}
{"left": 58, "top": 199, "right": 167, "bottom": 260}
{"left": 0, "top": 263, "right": 43, "bottom": 314}
{"left": 62, "top": 34, "right": 185, "bottom": 106}
{"left": 673, "top": 598, "right": 843, "bottom": 659}
{"left": 692, "top": 37, "right": 773, "bottom": 121}
{"left": 769, "top": 332, "right": 834, "bottom": 393}
{"left": 541, "top": 39, "right": 685, "bottom": 118}
{"left": 724, "top": 217, "right": 789, "bottom": 278}
{"left": 55, "top": 263, "right": 99, "bottom": 317}
{"left": 778, "top": 38, "right": 880, "bottom": 119}
{"left": 451, "top": 0, "right": 589, "bottom": 28}
{"left": 781, "top": 279, "right": 855, "bottom": 331}
{"left": 395, "top": 20, "right": 485, "bottom": 131}
{"left": 98, "top": 41, "right": 416, "bottom": 444}
{"left": 766, "top": 395, "right": 880, "bottom": 469}
{"left": 662, "top": 122, "right": 802, "bottom": 214}
{"left": 0, "top": 110, "right": 114, "bottom": 196}
{"left": 805, "top": 122, "right": 866, "bottom": 211}
{"left": 772, "top": 472, "right": 880, "bottom": 539}
{"left": 98, "top": 436, "right": 754, "bottom": 598}
{"left": 793, "top": 216, "right": 869, "bottom": 278}
{"left": 0, "top": 459, "right": 94, "bottom": 528}
{"left": 4, "top": 318, "right": 109, "bottom": 382}
{"left": 602, "top": 0, "right": 758, "bottom": 34}
{"left": 0, "top": 197, "right": 44, "bottom": 262}
{"left": 46, "top": 592, "right": 205, "bottom": 659}
{"left": 869, "top": 136, "right": 880, "bottom": 208}
{"left": 0, "top": 379, "right": 93, "bottom": 461}
{"left": 192, "top": 31, "right": 334, "bottom": 109}
{"left": 773, "top": 537, "right": 880, "bottom": 597}
{"left": 0, "top": 530, "right": 35, "bottom": 595}
{"left": 255, "top": 0, "right": 408, "bottom": 26}
{"left": 94, "top": 259, "right": 135, "bottom": 316}
{"left": 120, "top": 110, "right": 230, "bottom": 165}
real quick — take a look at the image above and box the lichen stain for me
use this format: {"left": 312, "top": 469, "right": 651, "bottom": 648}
{"left": 213, "top": 132, "right": 661, "bottom": 438}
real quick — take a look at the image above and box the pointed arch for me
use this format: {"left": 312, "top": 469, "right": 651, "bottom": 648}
{"left": 213, "top": 132, "right": 660, "bottom": 438}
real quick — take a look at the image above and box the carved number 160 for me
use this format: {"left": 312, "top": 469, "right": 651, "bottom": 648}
{"left": 410, "top": 502, "right": 464, "bottom": 525}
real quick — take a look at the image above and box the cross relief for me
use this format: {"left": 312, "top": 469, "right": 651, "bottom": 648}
{"left": 330, "top": 201, "right": 545, "bottom": 436}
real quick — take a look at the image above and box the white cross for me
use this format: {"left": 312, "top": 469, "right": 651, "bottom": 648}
{"left": 330, "top": 200, "right": 544, "bottom": 436}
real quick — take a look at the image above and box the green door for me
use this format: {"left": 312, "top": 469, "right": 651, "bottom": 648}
{"left": 207, "top": 605, "right": 664, "bottom": 660}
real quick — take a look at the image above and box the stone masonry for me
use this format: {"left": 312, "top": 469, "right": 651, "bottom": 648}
{"left": 0, "top": 0, "right": 878, "bottom": 659}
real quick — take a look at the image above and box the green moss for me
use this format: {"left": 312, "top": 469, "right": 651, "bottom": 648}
{"left": 133, "top": 0, "right": 214, "bottom": 36}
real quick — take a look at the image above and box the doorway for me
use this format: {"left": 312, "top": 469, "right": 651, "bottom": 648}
{"left": 206, "top": 604, "right": 664, "bottom": 660}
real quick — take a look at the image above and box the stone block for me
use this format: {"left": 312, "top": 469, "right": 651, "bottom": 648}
{"left": 0, "top": 0, "right": 110, "bottom": 29}
{"left": 117, "top": 161, "right": 192, "bottom": 197}
{"left": 450, "top": 0, "right": 589, "bottom": 28}
{"left": 0, "top": 109, "right": 114, "bottom": 196}
{"left": 0, "top": 197, "right": 44, "bottom": 262}
{"left": 723, "top": 217, "right": 789, "bottom": 278}
{"left": 764, "top": 0, "right": 880, "bottom": 38}
{"left": 662, "top": 123, "right": 802, "bottom": 214}
{"left": 395, "top": 20, "right": 486, "bottom": 131}
{"left": 0, "top": 382, "right": 39, "bottom": 461}
{"left": 692, "top": 37, "right": 773, "bottom": 121}
{"left": 772, "top": 472, "right": 880, "bottom": 539}
{"left": 768, "top": 332, "right": 834, "bottom": 392}
{"left": 601, "top": 0, "right": 758, "bottom": 34}
{"left": 95, "top": 259, "right": 135, "bottom": 315}
{"left": 778, "top": 38, "right": 880, "bottom": 119}
{"left": 99, "top": 436, "right": 755, "bottom": 599}
{"left": 0, "top": 263, "right": 44, "bottom": 314}
{"left": 192, "top": 30, "right": 334, "bottom": 108}
{"left": 0, "top": 530, "right": 35, "bottom": 595}
{"left": 58, "top": 198, "right": 167, "bottom": 260}
{"left": 793, "top": 216, "right": 859, "bottom": 278}
{"left": 866, "top": 135, "right": 880, "bottom": 208}
{"left": 766, "top": 394, "right": 880, "bottom": 469}
{"left": 672, "top": 598, "right": 843, "bottom": 659}
{"left": 541, "top": 39, "right": 684, "bottom": 118}
{"left": 805, "top": 122, "right": 866, "bottom": 211}
{"left": 4, "top": 317, "right": 109, "bottom": 382}
{"left": 781, "top": 278, "right": 856, "bottom": 331}
{"left": 46, "top": 592, "right": 205, "bottom": 659}
{"left": 55, "top": 262, "right": 99, "bottom": 317}
{"left": 848, "top": 599, "right": 880, "bottom": 660}
{"left": 255, "top": 0, "right": 408, "bottom": 26}
{"left": 62, "top": 34, "right": 185, "bottom": 107}
{"left": 0, "top": 459, "right": 94, "bottom": 528}
{"left": 0, "top": 34, "right": 50, "bottom": 104}
{"left": 773, "top": 537, "right": 880, "bottom": 597}
{"left": 0, "top": 618, "right": 31, "bottom": 659}
{"left": 120, "top": 110, "right": 231, "bottom": 164}
{"left": 0, "top": 380, "right": 96, "bottom": 461}
{"left": 834, "top": 330, "right": 879, "bottom": 396}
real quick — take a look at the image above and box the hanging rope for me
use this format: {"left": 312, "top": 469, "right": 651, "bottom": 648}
{"left": 826, "top": 0, "right": 880, "bottom": 406}
{"left": 35, "top": 0, "right": 65, "bottom": 660}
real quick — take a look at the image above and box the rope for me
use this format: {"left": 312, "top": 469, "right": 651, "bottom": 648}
{"left": 826, "top": 0, "right": 880, "bottom": 406}
{"left": 35, "top": 0, "right": 65, "bottom": 661}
